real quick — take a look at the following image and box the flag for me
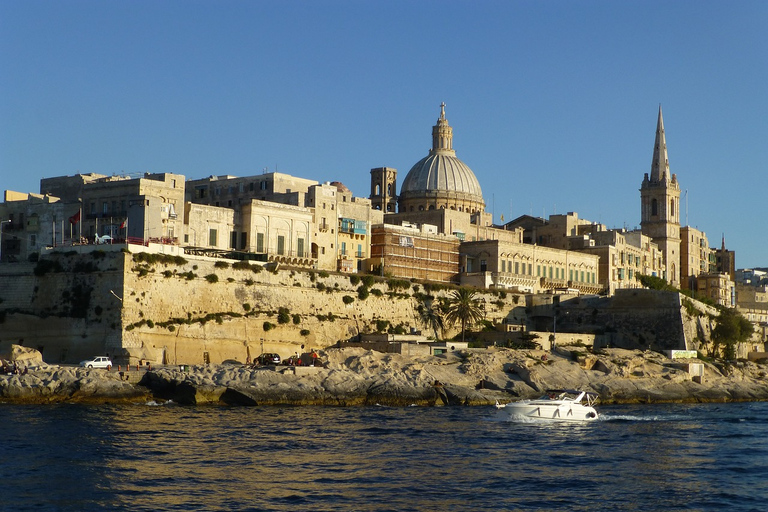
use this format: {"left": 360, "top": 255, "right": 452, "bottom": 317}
{"left": 69, "top": 210, "right": 80, "bottom": 224}
{"left": 119, "top": 219, "right": 126, "bottom": 229}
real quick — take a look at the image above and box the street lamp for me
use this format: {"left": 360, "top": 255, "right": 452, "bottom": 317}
{"left": 0, "top": 220, "right": 10, "bottom": 263}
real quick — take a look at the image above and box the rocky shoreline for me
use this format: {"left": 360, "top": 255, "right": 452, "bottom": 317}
{"left": 2, "top": 346, "right": 767, "bottom": 406}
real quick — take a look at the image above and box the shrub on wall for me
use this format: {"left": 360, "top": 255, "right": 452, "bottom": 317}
{"left": 292, "top": 314, "right": 301, "bottom": 324}
{"left": 349, "top": 275, "right": 360, "bottom": 286}
{"left": 205, "top": 274, "right": 219, "bottom": 283}
{"left": 214, "top": 261, "right": 230, "bottom": 269}
{"left": 263, "top": 321, "right": 274, "bottom": 331}
{"left": 277, "top": 307, "right": 291, "bottom": 324}
{"left": 342, "top": 295, "right": 355, "bottom": 305}
{"left": 300, "top": 329, "right": 310, "bottom": 336}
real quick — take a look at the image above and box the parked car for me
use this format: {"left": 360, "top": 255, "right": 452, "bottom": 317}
{"left": 79, "top": 356, "right": 113, "bottom": 369}
{"left": 257, "top": 353, "right": 281, "bottom": 365}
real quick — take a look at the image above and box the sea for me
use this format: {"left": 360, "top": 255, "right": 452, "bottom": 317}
{"left": 1, "top": 401, "right": 767, "bottom": 512}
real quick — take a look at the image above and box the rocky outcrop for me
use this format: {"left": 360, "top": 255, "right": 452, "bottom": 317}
{"left": 2, "top": 346, "right": 767, "bottom": 406}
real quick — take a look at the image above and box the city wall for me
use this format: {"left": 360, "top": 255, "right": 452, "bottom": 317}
{"left": 0, "top": 247, "right": 709, "bottom": 365}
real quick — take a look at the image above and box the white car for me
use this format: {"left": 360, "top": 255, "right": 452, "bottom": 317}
{"left": 79, "top": 356, "right": 113, "bottom": 369}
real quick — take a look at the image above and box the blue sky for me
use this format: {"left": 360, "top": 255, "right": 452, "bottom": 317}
{"left": 1, "top": 0, "right": 766, "bottom": 268}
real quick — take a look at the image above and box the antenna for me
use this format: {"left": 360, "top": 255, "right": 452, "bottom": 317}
{"left": 685, "top": 189, "right": 688, "bottom": 226}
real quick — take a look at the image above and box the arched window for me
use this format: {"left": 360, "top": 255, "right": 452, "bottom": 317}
{"left": 651, "top": 198, "right": 658, "bottom": 216}
{"left": 670, "top": 199, "right": 675, "bottom": 217}
{"left": 375, "top": 184, "right": 381, "bottom": 196}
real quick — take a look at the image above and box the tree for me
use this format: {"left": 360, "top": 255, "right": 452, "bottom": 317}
{"left": 444, "top": 288, "right": 485, "bottom": 343}
{"left": 417, "top": 300, "right": 445, "bottom": 340}
{"left": 711, "top": 308, "right": 754, "bottom": 359}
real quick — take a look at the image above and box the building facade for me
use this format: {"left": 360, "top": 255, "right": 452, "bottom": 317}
{"left": 640, "top": 106, "right": 682, "bottom": 287}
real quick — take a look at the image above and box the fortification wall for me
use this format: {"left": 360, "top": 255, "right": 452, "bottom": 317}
{"left": 1, "top": 247, "right": 712, "bottom": 366}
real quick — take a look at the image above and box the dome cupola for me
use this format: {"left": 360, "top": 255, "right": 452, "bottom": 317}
{"left": 398, "top": 103, "right": 485, "bottom": 214}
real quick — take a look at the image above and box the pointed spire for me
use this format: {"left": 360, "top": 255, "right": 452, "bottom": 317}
{"left": 650, "top": 105, "right": 670, "bottom": 182}
{"left": 431, "top": 102, "right": 456, "bottom": 156}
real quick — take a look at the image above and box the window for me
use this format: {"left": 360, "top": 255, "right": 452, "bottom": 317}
{"left": 208, "top": 228, "right": 218, "bottom": 247}
{"left": 670, "top": 199, "right": 675, "bottom": 216}
{"left": 501, "top": 260, "right": 506, "bottom": 272}
{"left": 230, "top": 231, "right": 237, "bottom": 249}
{"left": 375, "top": 184, "right": 381, "bottom": 195}
{"left": 357, "top": 244, "right": 363, "bottom": 258}
{"left": 297, "top": 238, "right": 304, "bottom": 257}
{"left": 515, "top": 262, "right": 519, "bottom": 274}
{"left": 277, "top": 235, "right": 285, "bottom": 255}
{"left": 256, "top": 233, "right": 264, "bottom": 253}
{"left": 651, "top": 198, "right": 658, "bottom": 216}
{"left": 341, "top": 242, "right": 347, "bottom": 256}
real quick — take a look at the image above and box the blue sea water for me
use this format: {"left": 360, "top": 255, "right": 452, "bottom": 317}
{"left": 1, "top": 401, "right": 767, "bottom": 512}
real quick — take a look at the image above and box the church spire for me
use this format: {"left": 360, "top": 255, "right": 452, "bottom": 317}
{"left": 650, "top": 105, "right": 670, "bottom": 182}
{"left": 431, "top": 102, "right": 456, "bottom": 156}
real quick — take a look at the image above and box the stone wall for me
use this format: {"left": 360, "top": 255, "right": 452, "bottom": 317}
{"left": 1, "top": 245, "right": 719, "bottom": 366}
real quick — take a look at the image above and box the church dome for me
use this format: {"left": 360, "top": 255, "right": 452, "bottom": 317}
{"left": 398, "top": 104, "right": 485, "bottom": 213}
{"left": 400, "top": 153, "right": 483, "bottom": 198}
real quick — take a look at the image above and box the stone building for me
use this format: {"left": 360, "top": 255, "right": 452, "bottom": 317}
{"left": 306, "top": 182, "right": 383, "bottom": 272}
{"left": 696, "top": 272, "right": 736, "bottom": 308}
{"left": 369, "top": 221, "right": 460, "bottom": 283}
{"left": 186, "top": 172, "right": 319, "bottom": 208}
{"left": 41, "top": 172, "right": 185, "bottom": 244}
{"left": 370, "top": 167, "right": 398, "bottom": 213}
{"left": 640, "top": 106, "right": 682, "bottom": 287}
{"left": 680, "top": 226, "right": 712, "bottom": 290}
{"left": 713, "top": 236, "right": 736, "bottom": 281}
{"left": 0, "top": 191, "right": 76, "bottom": 262}
{"left": 460, "top": 239, "right": 602, "bottom": 294}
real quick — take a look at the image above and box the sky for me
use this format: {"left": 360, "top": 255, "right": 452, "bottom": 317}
{"left": 1, "top": 0, "right": 766, "bottom": 268}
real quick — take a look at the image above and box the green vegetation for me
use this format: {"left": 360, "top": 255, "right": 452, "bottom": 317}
{"left": 300, "top": 329, "right": 310, "bottom": 336}
{"left": 277, "top": 307, "right": 291, "bottom": 324}
{"left": 342, "top": 295, "right": 355, "bottom": 305}
{"left": 263, "top": 321, "right": 275, "bottom": 331}
{"left": 711, "top": 308, "right": 754, "bottom": 360}
{"left": 132, "top": 252, "right": 188, "bottom": 266}
{"left": 357, "top": 286, "right": 369, "bottom": 300}
{"left": 349, "top": 275, "right": 360, "bottom": 286}
{"left": 214, "top": 261, "right": 230, "bottom": 269}
{"left": 417, "top": 301, "right": 445, "bottom": 340}
{"left": 444, "top": 288, "right": 485, "bottom": 343}
{"left": 34, "top": 259, "right": 64, "bottom": 276}
{"left": 204, "top": 274, "right": 219, "bottom": 283}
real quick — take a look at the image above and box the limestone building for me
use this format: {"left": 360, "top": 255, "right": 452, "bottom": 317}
{"left": 40, "top": 172, "right": 185, "bottom": 243}
{"left": 369, "top": 221, "right": 461, "bottom": 283}
{"left": 0, "top": 191, "right": 76, "bottom": 263}
{"left": 460, "top": 239, "right": 602, "bottom": 295}
{"left": 680, "top": 226, "right": 713, "bottom": 290}
{"left": 370, "top": 167, "right": 398, "bottom": 213}
{"left": 640, "top": 106, "right": 682, "bottom": 287}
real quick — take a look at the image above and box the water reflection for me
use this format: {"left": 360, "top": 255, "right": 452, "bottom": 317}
{"left": 2, "top": 402, "right": 768, "bottom": 511}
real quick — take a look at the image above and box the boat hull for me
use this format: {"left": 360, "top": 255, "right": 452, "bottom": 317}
{"left": 502, "top": 401, "right": 599, "bottom": 422}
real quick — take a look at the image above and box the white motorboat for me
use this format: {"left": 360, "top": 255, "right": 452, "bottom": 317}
{"left": 496, "top": 389, "right": 599, "bottom": 422}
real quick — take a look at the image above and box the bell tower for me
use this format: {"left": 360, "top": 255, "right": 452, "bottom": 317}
{"left": 640, "top": 105, "right": 681, "bottom": 287}
{"left": 370, "top": 167, "right": 397, "bottom": 213}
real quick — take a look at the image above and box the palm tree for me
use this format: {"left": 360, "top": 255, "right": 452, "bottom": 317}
{"left": 418, "top": 300, "right": 445, "bottom": 340}
{"left": 444, "top": 288, "right": 484, "bottom": 343}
